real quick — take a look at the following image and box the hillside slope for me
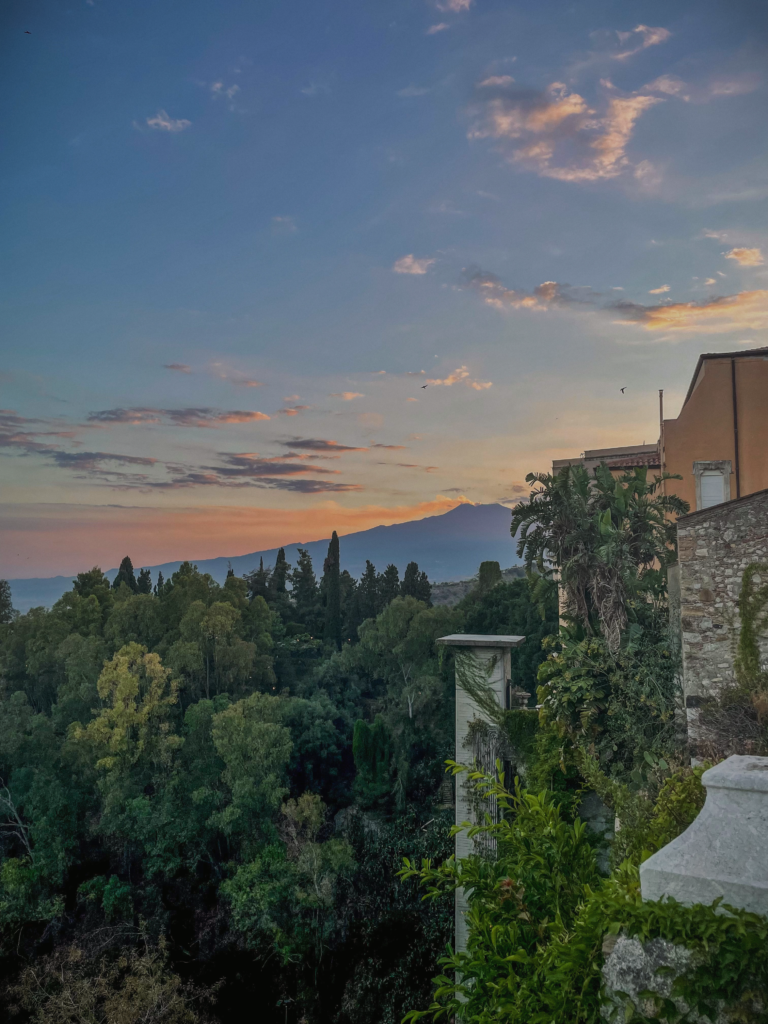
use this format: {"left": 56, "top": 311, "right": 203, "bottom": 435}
{"left": 8, "top": 502, "right": 519, "bottom": 612}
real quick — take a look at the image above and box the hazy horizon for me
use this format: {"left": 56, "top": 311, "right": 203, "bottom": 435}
{"left": 3, "top": 0, "right": 766, "bottom": 577}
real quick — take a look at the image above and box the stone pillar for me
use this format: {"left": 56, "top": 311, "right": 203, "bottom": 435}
{"left": 603, "top": 755, "right": 768, "bottom": 1017}
{"left": 435, "top": 633, "right": 525, "bottom": 955}
{"left": 640, "top": 754, "right": 768, "bottom": 915}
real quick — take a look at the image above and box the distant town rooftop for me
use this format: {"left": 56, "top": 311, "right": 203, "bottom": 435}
{"left": 553, "top": 442, "right": 660, "bottom": 472}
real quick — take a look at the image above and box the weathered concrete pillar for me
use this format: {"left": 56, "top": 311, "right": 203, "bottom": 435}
{"left": 436, "top": 633, "right": 525, "bottom": 955}
{"left": 603, "top": 755, "right": 768, "bottom": 1017}
{"left": 640, "top": 754, "right": 768, "bottom": 914}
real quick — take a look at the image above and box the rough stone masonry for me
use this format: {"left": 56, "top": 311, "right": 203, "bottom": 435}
{"left": 676, "top": 488, "right": 768, "bottom": 717}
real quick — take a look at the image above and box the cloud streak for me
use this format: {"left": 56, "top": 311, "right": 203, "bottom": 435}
{"left": 146, "top": 110, "right": 191, "bottom": 132}
{"left": 613, "top": 25, "right": 670, "bottom": 61}
{"left": 87, "top": 408, "right": 271, "bottom": 427}
{"left": 462, "top": 266, "right": 768, "bottom": 337}
{"left": 393, "top": 254, "right": 435, "bottom": 275}
{"left": 210, "top": 363, "right": 265, "bottom": 387}
{"left": 426, "top": 365, "right": 492, "bottom": 390}
{"left": 612, "top": 290, "right": 768, "bottom": 335}
{"left": 280, "top": 438, "right": 369, "bottom": 453}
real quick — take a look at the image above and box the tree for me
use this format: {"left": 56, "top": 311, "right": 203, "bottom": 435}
{"left": 0, "top": 581, "right": 14, "bottom": 624}
{"left": 137, "top": 568, "right": 153, "bottom": 594}
{"left": 511, "top": 464, "right": 688, "bottom": 653}
{"left": 112, "top": 556, "right": 138, "bottom": 593}
{"left": 210, "top": 692, "right": 293, "bottom": 851}
{"left": 269, "top": 548, "right": 290, "bottom": 596}
{"left": 72, "top": 567, "right": 113, "bottom": 611}
{"left": 357, "top": 561, "right": 379, "bottom": 622}
{"left": 461, "top": 578, "right": 558, "bottom": 697}
{"left": 246, "top": 558, "right": 270, "bottom": 602}
{"left": 8, "top": 940, "right": 212, "bottom": 1024}
{"left": 378, "top": 564, "right": 401, "bottom": 609}
{"left": 290, "top": 549, "right": 320, "bottom": 633}
{"left": 352, "top": 718, "right": 392, "bottom": 808}
{"left": 322, "top": 532, "right": 342, "bottom": 651}
{"left": 70, "top": 644, "right": 183, "bottom": 871}
{"left": 401, "top": 562, "right": 432, "bottom": 605}
{"left": 477, "top": 560, "right": 502, "bottom": 596}
{"left": 154, "top": 570, "right": 165, "bottom": 596}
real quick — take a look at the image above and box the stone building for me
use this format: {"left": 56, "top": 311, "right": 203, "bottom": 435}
{"left": 673, "top": 487, "right": 768, "bottom": 726}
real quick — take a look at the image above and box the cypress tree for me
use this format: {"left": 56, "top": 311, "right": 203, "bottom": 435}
{"left": 154, "top": 570, "right": 165, "bottom": 596}
{"left": 401, "top": 561, "right": 432, "bottom": 605}
{"left": 246, "top": 558, "right": 270, "bottom": 601}
{"left": 322, "top": 532, "right": 342, "bottom": 650}
{"left": 290, "top": 548, "right": 320, "bottom": 632}
{"left": 136, "top": 568, "right": 152, "bottom": 594}
{"left": 378, "top": 564, "right": 400, "bottom": 608}
{"left": 0, "top": 580, "right": 14, "bottom": 624}
{"left": 113, "top": 556, "right": 138, "bottom": 592}
{"left": 358, "top": 560, "right": 378, "bottom": 621}
{"left": 477, "top": 560, "right": 503, "bottom": 596}
{"left": 339, "top": 569, "right": 358, "bottom": 641}
{"left": 269, "top": 548, "right": 290, "bottom": 595}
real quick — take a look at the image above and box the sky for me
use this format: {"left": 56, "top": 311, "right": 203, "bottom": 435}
{"left": 1, "top": 0, "right": 767, "bottom": 578}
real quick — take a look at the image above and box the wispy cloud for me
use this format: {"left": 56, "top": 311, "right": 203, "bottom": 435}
{"left": 468, "top": 80, "right": 662, "bottom": 184}
{"left": 477, "top": 75, "right": 515, "bottom": 88}
{"left": 371, "top": 443, "right": 408, "bottom": 450}
{"left": 427, "top": 23, "right": 449, "bottom": 34}
{"left": 300, "top": 82, "right": 330, "bottom": 97}
{"left": 426, "top": 366, "right": 492, "bottom": 390}
{"left": 281, "top": 438, "right": 369, "bottom": 453}
{"left": 87, "top": 407, "right": 271, "bottom": 427}
{"left": 397, "top": 85, "right": 431, "bottom": 98}
{"left": 613, "top": 25, "right": 670, "bottom": 61}
{"left": 211, "top": 81, "right": 240, "bottom": 101}
{"left": 393, "top": 254, "right": 435, "bottom": 275}
{"left": 330, "top": 392, "right": 365, "bottom": 400}
{"left": 210, "top": 363, "right": 265, "bottom": 387}
{"left": 724, "top": 247, "right": 764, "bottom": 267}
{"left": 271, "top": 215, "right": 298, "bottom": 235}
{"left": 163, "top": 363, "right": 191, "bottom": 373}
{"left": 436, "top": 0, "right": 473, "bottom": 11}
{"left": 274, "top": 405, "right": 310, "bottom": 416}
{"left": 145, "top": 110, "right": 191, "bottom": 132}
{"left": 462, "top": 263, "right": 768, "bottom": 337}
{"left": 463, "top": 266, "right": 596, "bottom": 311}
{"left": 644, "top": 72, "right": 760, "bottom": 104}
{"left": 612, "top": 290, "right": 768, "bottom": 335}
{"left": 648, "top": 284, "right": 670, "bottom": 294}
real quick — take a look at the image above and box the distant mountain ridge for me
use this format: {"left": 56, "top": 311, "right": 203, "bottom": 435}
{"left": 7, "top": 502, "right": 520, "bottom": 613}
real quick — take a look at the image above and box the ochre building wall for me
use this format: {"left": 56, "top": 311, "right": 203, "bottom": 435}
{"left": 664, "top": 353, "right": 768, "bottom": 510}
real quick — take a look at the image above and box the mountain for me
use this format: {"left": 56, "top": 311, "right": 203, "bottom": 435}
{"left": 6, "top": 502, "right": 520, "bottom": 612}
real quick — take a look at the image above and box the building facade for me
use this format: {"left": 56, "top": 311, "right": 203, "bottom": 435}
{"left": 553, "top": 347, "right": 768, "bottom": 514}
{"left": 672, "top": 488, "right": 768, "bottom": 732}
{"left": 663, "top": 347, "right": 768, "bottom": 512}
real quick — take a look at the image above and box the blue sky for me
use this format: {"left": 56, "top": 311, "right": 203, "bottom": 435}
{"left": 1, "top": 0, "right": 766, "bottom": 576}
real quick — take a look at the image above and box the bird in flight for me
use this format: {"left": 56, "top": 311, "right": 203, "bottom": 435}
{"left": 25, "top": 30, "right": 31, "bottom": 34}
{"left": 620, "top": 387, "right": 627, "bottom": 393}
{"left": 421, "top": 384, "right": 428, "bottom": 389}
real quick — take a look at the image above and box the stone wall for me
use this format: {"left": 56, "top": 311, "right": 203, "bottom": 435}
{"left": 677, "top": 488, "right": 768, "bottom": 713}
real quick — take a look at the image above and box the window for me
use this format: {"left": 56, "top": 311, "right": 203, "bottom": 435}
{"left": 700, "top": 471, "right": 725, "bottom": 509}
{"left": 693, "top": 460, "right": 732, "bottom": 511}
